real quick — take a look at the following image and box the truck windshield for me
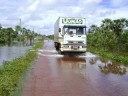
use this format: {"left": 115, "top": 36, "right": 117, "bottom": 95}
{"left": 63, "top": 26, "right": 85, "bottom": 35}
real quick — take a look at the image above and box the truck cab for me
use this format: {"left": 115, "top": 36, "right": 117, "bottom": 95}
{"left": 54, "top": 17, "right": 86, "bottom": 53}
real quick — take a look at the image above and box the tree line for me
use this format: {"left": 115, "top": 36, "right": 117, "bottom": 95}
{"left": 0, "top": 24, "right": 43, "bottom": 45}
{"left": 87, "top": 18, "right": 128, "bottom": 54}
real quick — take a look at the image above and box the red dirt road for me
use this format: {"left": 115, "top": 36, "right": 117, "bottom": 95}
{"left": 21, "top": 40, "right": 128, "bottom": 96}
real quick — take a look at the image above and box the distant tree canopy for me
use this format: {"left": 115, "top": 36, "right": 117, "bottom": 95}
{"left": 46, "top": 35, "right": 54, "bottom": 40}
{"left": 88, "top": 18, "right": 128, "bottom": 52}
{"left": 0, "top": 24, "right": 43, "bottom": 45}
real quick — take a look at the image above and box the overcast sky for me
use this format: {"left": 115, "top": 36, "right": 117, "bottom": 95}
{"left": 0, "top": 0, "right": 128, "bottom": 35}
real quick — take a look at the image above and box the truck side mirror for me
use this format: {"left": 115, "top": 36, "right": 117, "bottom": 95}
{"left": 59, "top": 28, "right": 61, "bottom": 32}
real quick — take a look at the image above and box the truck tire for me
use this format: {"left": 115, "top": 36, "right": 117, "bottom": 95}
{"left": 55, "top": 42, "right": 59, "bottom": 51}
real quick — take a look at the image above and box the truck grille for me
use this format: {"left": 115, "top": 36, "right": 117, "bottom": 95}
{"left": 68, "top": 41, "right": 83, "bottom": 44}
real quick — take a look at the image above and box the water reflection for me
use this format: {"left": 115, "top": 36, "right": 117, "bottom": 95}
{"left": 56, "top": 53, "right": 127, "bottom": 76}
{"left": 98, "top": 62, "right": 126, "bottom": 75}
{"left": 89, "top": 57, "right": 98, "bottom": 65}
{"left": 57, "top": 57, "right": 86, "bottom": 77}
{"left": 88, "top": 57, "right": 127, "bottom": 75}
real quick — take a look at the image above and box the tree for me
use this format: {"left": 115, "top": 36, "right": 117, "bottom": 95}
{"left": 100, "top": 18, "right": 113, "bottom": 50}
{"left": 111, "top": 18, "right": 128, "bottom": 38}
{"left": 0, "top": 24, "right": 43, "bottom": 45}
{"left": 0, "top": 24, "right": 2, "bottom": 30}
{"left": 90, "top": 24, "right": 99, "bottom": 33}
{"left": 87, "top": 18, "right": 128, "bottom": 53}
{"left": 15, "top": 25, "right": 21, "bottom": 33}
{"left": 0, "top": 28, "right": 7, "bottom": 43}
{"left": 6, "top": 27, "right": 14, "bottom": 45}
{"left": 101, "top": 18, "right": 112, "bottom": 33}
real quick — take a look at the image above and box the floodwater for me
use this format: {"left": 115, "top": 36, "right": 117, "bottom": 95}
{"left": 21, "top": 40, "right": 128, "bottom": 96}
{"left": 0, "top": 45, "right": 31, "bottom": 66}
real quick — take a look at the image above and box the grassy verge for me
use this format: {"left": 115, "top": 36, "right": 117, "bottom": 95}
{"left": 0, "top": 40, "right": 43, "bottom": 96}
{"left": 88, "top": 46, "right": 128, "bottom": 65}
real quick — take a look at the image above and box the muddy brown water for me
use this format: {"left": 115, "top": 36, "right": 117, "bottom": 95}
{"left": 21, "top": 40, "right": 128, "bottom": 96}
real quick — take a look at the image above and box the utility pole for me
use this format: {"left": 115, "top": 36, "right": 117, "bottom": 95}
{"left": 19, "top": 18, "right": 21, "bottom": 46}
{"left": 33, "top": 28, "right": 34, "bottom": 43}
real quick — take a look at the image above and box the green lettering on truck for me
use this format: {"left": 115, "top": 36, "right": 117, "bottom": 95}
{"left": 62, "top": 18, "right": 83, "bottom": 24}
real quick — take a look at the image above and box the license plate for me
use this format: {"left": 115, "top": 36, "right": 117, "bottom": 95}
{"left": 73, "top": 45, "right": 78, "bottom": 49}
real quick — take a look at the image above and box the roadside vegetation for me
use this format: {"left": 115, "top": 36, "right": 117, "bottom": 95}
{"left": 46, "top": 35, "right": 54, "bottom": 40}
{"left": 0, "top": 24, "right": 43, "bottom": 46}
{"left": 0, "top": 39, "right": 43, "bottom": 96}
{"left": 87, "top": 18, "right": 128, "bottom": 65}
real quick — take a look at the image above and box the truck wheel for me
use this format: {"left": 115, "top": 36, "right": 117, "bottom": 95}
{"left": 56, "top": 46, "right": 59, "bottom": 51}
{"left": 55, "top": 43, "right": 59, "bottom": 51}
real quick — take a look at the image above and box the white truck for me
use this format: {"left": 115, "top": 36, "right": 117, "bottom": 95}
{"left": 54, "top": 17, "right": 86, "bottom": 53}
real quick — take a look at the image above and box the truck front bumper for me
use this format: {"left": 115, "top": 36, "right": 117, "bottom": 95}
{"left": 60, "top": 44, "right": 86, "bottom": 52}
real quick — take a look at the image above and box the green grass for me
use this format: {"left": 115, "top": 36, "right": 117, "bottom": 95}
{"left": 88, "top": 46, "right": 128, "bottom": 65}
{"left": 0, "top": 40, "right": 44, "bottom": 96}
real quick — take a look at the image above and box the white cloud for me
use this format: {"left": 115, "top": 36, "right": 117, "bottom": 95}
{"left": 40, "top": 0, "right": 57, "bottom": 6}
{"left": 107, "top": 7, "right": 128, "bottom": 19}
{"left": 0, "top": 0, "right": 128, "bottom": 35}
{"left": 68, "top": 6, "right": 84, "bottom": 16}
{"left": 79, "top": 0, "right": 102, "bottom": 5}
{"left": 20, "top": 14, "right": 31, "bottom": 21}
{"left": 27, "top": 0, "right": 39, "bottom": 12}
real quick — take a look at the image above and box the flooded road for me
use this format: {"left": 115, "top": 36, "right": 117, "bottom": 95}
{"left": 0, "top": 46, "right": 31, "bottom": 66}
{"left": 21, "top": 40, "right": 128, "bottom": 96}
